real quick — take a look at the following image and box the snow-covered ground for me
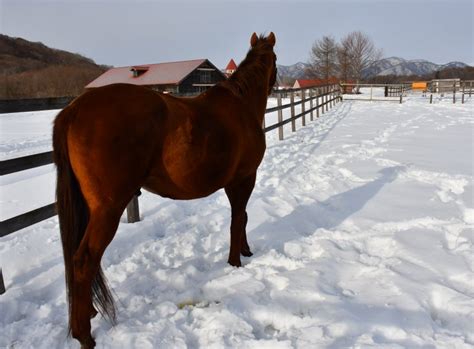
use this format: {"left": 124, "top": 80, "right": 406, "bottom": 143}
{"left": 1, "top": 95, "right": 473, "bottom": 348}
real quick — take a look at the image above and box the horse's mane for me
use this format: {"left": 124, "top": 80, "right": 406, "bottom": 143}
{"left": 221, "top": 35, "right": 274, "bottom": 97}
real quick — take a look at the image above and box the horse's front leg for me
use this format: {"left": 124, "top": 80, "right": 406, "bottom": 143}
{"left": 225, "top": 173, "right": 256, "bottom": 267}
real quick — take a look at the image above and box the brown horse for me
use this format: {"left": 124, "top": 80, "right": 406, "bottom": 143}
{"left": 53, "top": 32, "right": 277, "bottom": 348}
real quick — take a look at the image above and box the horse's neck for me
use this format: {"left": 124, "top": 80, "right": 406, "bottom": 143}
{"left": 244, "top": 86, "right": 268, "bottom": 121}
{"left": 232, "top": 67, "right": 269, "bottom": 122}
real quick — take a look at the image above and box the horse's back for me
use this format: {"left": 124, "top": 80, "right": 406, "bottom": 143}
{"left": 58, "top": 83, "right": 265, "bottom": 203}
{"left": 144, "top": 87, "right": 266, "bottom": 199}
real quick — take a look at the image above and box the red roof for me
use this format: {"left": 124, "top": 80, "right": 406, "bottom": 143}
{"left": 294, "top": 78, "right": 339, "bottom": 88}
{"left": 225, "top": 59, "right": 237, "bottom": 71}
{"left": 87, "top": 59, "right": 208, "bottom": 88}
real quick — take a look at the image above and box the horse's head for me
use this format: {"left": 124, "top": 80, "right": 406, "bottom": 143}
{"left": 250, "top": 32, "right": 277, "bottom": 95}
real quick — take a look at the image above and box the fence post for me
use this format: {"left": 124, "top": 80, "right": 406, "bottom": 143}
{"left": 470, "top": 81, "right": 472, "bottom": 97}
{"left": 453, "top": 82, "right": 456, "bottom": 104}
{"left": 290, "top": 91, "right": 296, "bottom": 132}
{"left": 400, "top": 94, "right": 403, "bottom": 104}
{"left": 326, "top": 86, "right": 329, "bottom": 112}
{"left": 321, "top": 88, "right": 325, "bottom": 115}
{"left": 316, "top": 88, "right": 320, "bottom": 118}
{"left": 301, "top": 89, "right": 306, "bottom": 127}
{"left": 430, "top": 94, "right": 433, "bottom": 104}
{"left": 310, "top": 89, "right": 314, "bottom": 121}
{"left": 127, "top": 195, "right": 140, "bottom": 223}
{"left": 277, "top": 93, "right": 284, "bottom": 140}
{"left": 0, "top": 269, "right": 5, "bottom": 295}
{"left": 370, "top": 84, "right": 373, "bottom": 101}
{"left": 331, "top": 86, "right": 334, "bottom": 107}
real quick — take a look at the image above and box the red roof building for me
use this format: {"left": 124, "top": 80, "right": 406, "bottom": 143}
{"left": 86, "top": 59, "right": 227, "bottom": 95}
{"left": 224, "top": 59, "right": 238, "bottom": 77}
{"left": 293, "top": 77, "right": 339, "bottom": 89}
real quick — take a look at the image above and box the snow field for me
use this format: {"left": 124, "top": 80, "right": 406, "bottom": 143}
{"left": 0, "top": 95, "right": 473, "bottom": 348}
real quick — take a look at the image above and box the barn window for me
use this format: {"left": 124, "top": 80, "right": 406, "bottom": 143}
{"left": 200, "top": 70, "right": 211, "bottom": 83}
{"left": 130, "top": 66, "right": 149, "bottom": 78}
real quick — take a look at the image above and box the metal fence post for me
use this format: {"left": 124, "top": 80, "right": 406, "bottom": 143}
{"left": 277, "top": 94, "right": 283, "bottom": 140}
{"left": 310, "top": 89, "right": 314, "bottom": 121}
{"left": 126, "top": 195, "right": 140, "bottom": 223}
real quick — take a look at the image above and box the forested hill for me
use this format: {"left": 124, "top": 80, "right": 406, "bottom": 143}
{"left": 0, "top": 34, "right": 108, "bottom": 99}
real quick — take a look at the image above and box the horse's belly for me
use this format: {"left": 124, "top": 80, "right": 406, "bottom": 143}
{"left": 142, "top": 172, "right": 223, "bottom": 200}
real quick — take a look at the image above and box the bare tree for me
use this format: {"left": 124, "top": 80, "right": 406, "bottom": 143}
{"left": 337, "top": 36, "right": 353, "bottom": 82}
{"left": 343, "top": 31, "right": 382, "bottom": 82}
{"left": 307, "top": 35, "right": 337, "bottom": 82}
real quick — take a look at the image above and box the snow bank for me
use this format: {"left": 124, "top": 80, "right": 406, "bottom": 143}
{"left": 1, "top": 96, "right": 473, "bottom": 348}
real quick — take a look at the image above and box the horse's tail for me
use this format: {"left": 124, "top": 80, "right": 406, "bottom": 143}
{"left": 53, "top": 104, "right": 116, "bottom": 332}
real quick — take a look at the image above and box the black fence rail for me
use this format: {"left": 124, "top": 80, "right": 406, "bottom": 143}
{"left": 0, "top": 84, "right": 342, "bottom": 238}
{"left": 0, "top": 96, "right": 75, "bottom": 114}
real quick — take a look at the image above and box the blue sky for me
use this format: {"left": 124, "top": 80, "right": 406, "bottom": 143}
{"left": 2, "top": 0, "right": 473, "bottom": 68}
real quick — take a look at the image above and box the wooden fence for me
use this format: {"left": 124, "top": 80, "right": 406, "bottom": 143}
{"left": 340, "top": 83, "right": 411, "bottom": 103}
{"left": 427, "top": 80, "right": 474, "bottom": 104}
{"left": 0, "top": 96, "right": 75, "bottom": 114}
{"left": 0, "top": 84, "right": 342, "bottom": 238}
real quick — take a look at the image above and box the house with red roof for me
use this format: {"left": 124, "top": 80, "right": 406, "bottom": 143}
{"left": 224, "top": 59, "right": 238, "bottom": 77}
{"left": 293, "top": 77, "right": 355, "bottom": 93}
{"left": 293, "top": 77, "right": 340, "bottom": 89}
{"left": 86, "top": 59, "right": 227, "bottom": 95}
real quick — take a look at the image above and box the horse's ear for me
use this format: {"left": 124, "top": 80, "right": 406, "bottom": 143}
{"left": 267, "top": 32, "right": 276, "bottom": 47}
{"left": 250, "top": 33, "right": 258, "bottom": 47}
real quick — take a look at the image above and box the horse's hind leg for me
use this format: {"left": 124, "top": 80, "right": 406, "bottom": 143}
{"left": 71, "top": 205, "right": 122, "bottom": 348}
{"left": 224, "top": 173, "right": 256, "bottom": 267}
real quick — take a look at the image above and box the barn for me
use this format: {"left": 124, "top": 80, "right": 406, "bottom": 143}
{"left": 293, "top": 77, "right": 339, "bottom": 89}
{"left": 86, "top": 59, "right": 227, "bottom": 95}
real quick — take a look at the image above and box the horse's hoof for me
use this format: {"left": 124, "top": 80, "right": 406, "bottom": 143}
{"left": 80, "top": 337, "right": 96, "bottom": 349}
{"left": 241, "top": 249, "right": 253, "bottom": 257}
{"left": 228, "top": 258, "right": 242, "bottom": 267}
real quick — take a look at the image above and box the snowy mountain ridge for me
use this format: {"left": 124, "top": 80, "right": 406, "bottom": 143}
{"left": 277, "top": 58, "right": 469, "bottom": 79}
{"left": 364, "top": 57, "right": 469, "bottom": 77}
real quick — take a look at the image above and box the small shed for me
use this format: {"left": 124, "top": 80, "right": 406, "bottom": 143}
{"left": 86, "top": 59, "right": 227, "bottom": 95}
{"left": 412, "top": 81, "right": 428, "bottom": 91}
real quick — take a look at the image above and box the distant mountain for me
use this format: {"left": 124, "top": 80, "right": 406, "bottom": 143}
{"left": 0, "top": 34, "right": 107, "bottom": 99}
{"left": 277, "top": 62, "right": 310, "bottom": 80}
{"left": 363, "top": 57, "right": 469, "bottom": 77}
{"left": 278, "top": 58, "right": 470, "bottom": 80}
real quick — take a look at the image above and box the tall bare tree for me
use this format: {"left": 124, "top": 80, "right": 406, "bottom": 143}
{"left": 307, "top": 35, "right": 337, "bottom": 82}
{"left": 343, "top": 31, "right": 382, "bottom": 82}
{"left": 337, "top": 36, "right": 353, "bottom": 82}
